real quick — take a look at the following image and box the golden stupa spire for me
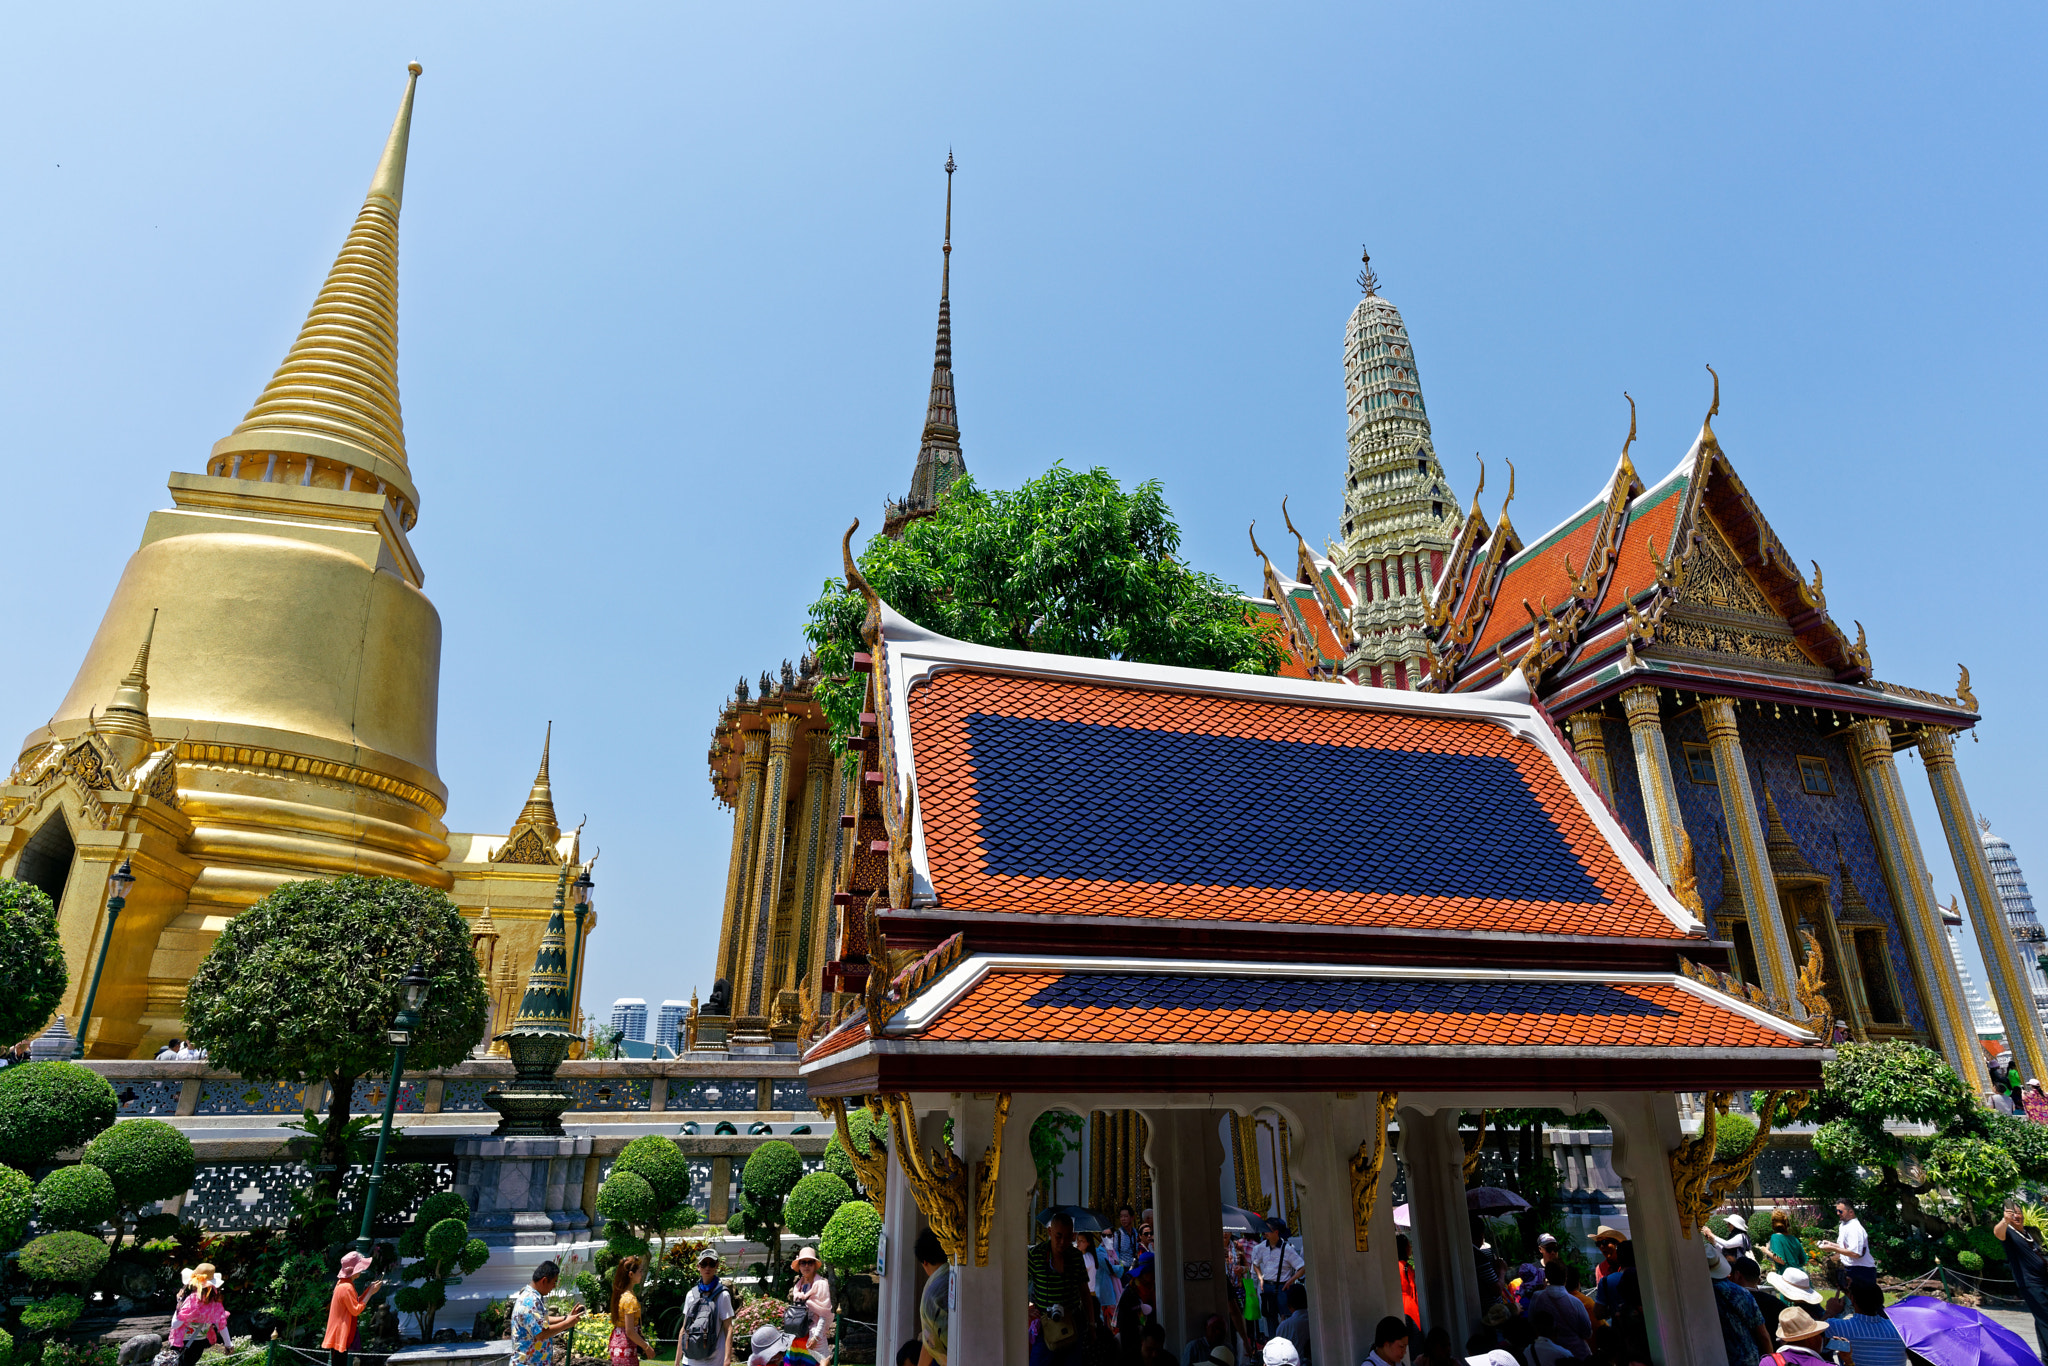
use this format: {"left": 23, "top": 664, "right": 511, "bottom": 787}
{"left": 210, "top": 64, "right": 424, "bottom": 519}
{"left": 98, "top": 610, "right": 158, "bottom": 756}
{"left": 517, "top": 722, "right": 560, "bottom": 842}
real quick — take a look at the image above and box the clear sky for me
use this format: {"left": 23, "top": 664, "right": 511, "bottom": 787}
{"left": 2, "top": 5, "right": 2043, "bottom": 1024}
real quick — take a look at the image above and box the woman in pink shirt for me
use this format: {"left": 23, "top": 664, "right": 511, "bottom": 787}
{"left": 787, "top": 1247, "right": 834, "bottom": 1363}
{"left": 172, "top": 1278, "right": 230, "bottom": 1366}
{"left": 323, "top": 1252, "right": 385, "bottom": 1366}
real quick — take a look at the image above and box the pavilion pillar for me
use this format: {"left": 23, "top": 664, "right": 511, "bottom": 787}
{"left": 1619, "top": 686, "right": 1685, "bottom": 886}
{"left": 739, "top": 710, "right": 802, "bottom": 1021}
{"left": 1567, "top": 711, "right": 1617, "bottom": 808}
{"left": 948, "top": 1093, "right": 1027, "bottom": 1366}
{"left": 1295, "top": 1095, "right": 1400, "bottom": 1366}
{"left": 1148, "top": 1107, "right": 1230, "bottom": 1350}
{"left": 1919, "top": 727, "right": 2048, "bottom": 1079}
{"left": 877, "top": 1107, "right": 946, "bottom": 1360}
{"left": 1847, "top": 719, "right": 1991, "bottom": 1092}
{"left": 1600, "top": 1092, "right": 1720, "bottom": 1366}
{"left": 1397, "top": 1106, "right": 1475, "bottom": 1341}
{"left": 714, "top": 731, "right": 768, "bottom": 997}
{"left": 1699, "top": 697, "right": 1802, "bottom": 1012}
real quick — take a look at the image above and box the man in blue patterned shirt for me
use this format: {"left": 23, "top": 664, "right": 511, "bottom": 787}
{"left": 510, "top": 1261, "right": 585, "bottom": 1366}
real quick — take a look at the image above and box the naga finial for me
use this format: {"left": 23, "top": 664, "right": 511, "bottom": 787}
{"left": 1702, "top": 364, "right": 1721, "bottom": 446}
{"left": 842, "top": 518, "right": 883, "bottom": 647}
{"left": 1249, "top": 520, "right": 1272, "bottom": 567}
{"left": 1957, "top": 664, "right": 1979, "bottom": 711}
{"left": 1622, "top": 392, "right": 1637, "bottom": 460}
{"left": 1498, "top": 458, "right": 1516, "bottom": 521}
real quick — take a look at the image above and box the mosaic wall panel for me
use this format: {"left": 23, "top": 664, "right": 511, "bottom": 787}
{"left": 350, "top": 1078, "right": 424, "bottom": 1115}
{"left": 563, "top": 1078, "right": 651, "bottom": 1112}
{"left": 669, "top": 1079, "right": 760, "bottom": 1111}
{"left": 683, "top": 1158, "right": 739, "bottom": 1214}
{"left": 772, "top": 1080, "right": 810, "bottom": 1111}
{"left": 183, "top": 1159, "right": 455, "bottom": 1233}
{"left": 441, "top": 1080, "right": 496, "bottom": 1113}
{"left": 1756, "top": 1143, "right": 1818, "bottom": 1201}
{"left": 196, "top": 1080, "right": 309, "bottom": 1115}
{"left": 113, "top": 1080, "right": 185, "bottom": 1117}
{"left": 1665, "top": 707, "right": 1930, "bottom": 1035}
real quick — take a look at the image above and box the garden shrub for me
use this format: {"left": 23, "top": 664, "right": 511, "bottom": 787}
{"left": 80, "top": 1120, "right": 196, "bottom": 1219}
{"left": 0, "top": 1164, "right": 32, "bottom": 1248}
{"left": 742, "top": 1142, "right": 803, "bottom": 1202}
{"left": 33, "top": 1164, "right": 117, "bottom": 1232}
{"left": 0, "top": 1325, "right": 12, "bottom": 1366}
{"left": 17, "top": 1295, "right": 84, "bottom": 1335}
{"left": 819, "top": 1199, "right": 881, "bottom": 1272}
{"left": 19, "top": 1230, "right": 111, "bottom": 1284}
{"left": 0, "top": 880, "right": 66, "bottom": 1048}
{"left": 785, "top": 1172, "right": 851, "bottom": 1239}
{"left": 0, "top": 1066, "right": 116, "bottom": 1171}
{"left": 611, "top": 1136, "right": 691, "bottom": 1208}
{"left": 597, "top": 1171, "right": 658, "bottom": 1229}
{"left": 1713, "top": 1113, "right": 1758, "bottom": 1165}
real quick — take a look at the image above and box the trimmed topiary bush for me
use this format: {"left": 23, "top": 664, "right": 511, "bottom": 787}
{"left": 785, "top": 1172, "right": 852, "bottom": 1239}
{"left": 818, "top": 1199, "right": 881, "bottom": 1273}
{"left": 18, "top": 1295, "right": 83, "bottom": 1336}
{"left": 0, "top": 1066, "right": 116, "bottom": 1171}
{"left": 611, "top": 1135, "right": 691, "bottom": 1208}
{"left": 742, "top": 1141, "right": 803, "bottom": 1202}
{"left": 32, "top": 1165, "right": 117, "bottom": 1233}
{"left": 0, "top": 1323, "right": 14, "bottom": 1366}
{"left": 80, "top": 1120, "right": 195, "bottom": 1224}
{"left": 0, "top": 881, "right": 65, "bottom": 1050}
{"left": 18, "top": 1231, "right": 110, "bottom": 1285}
{"left": 0, "top": 1164, "right": 32, "bottom": 1247}
{"left": 596, "top": 1170, "right": 657, "bottom": 1229}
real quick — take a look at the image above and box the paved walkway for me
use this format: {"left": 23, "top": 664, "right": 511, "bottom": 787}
{"left": 1980, "top": 1305, "right": 2044, "bottom": 1360}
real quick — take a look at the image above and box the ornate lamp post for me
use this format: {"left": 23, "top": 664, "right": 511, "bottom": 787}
{"left": 567, "top": 867, "right": 593, "bottom": 1033}
{"left": 356, "top": 959, "right": 432, "bottom": 1255}
{"left": 75, "top": 859, "right": 134, "bottom": 1059}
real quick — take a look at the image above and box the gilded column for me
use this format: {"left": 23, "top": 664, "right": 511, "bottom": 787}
{"left": 715, "top": 730, "right": 769, "bottom": 998}
{"left": 1567, "top": 711, "right": 1616, "bottom": 807}
{"left": 742, "top": 711, "right": 801, "bottom": 1018}
{"left": 1848, "top": 719, "right": 1989, "bottom": 1090}
{"left": 785, "top": 730, "right": 836, "bottom": 1004}
{"left": 1699, "top": 697, "right": 1801, "bottom": 1012}
{"left": 1620, "top": 686, "right": 1685, "bottom": 885}
{"left": 1919, "top": 727, "right": 2048, "bottom": 1078}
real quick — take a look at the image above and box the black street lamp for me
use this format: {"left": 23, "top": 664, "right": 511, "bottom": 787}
{"left": 567, "top": 868, "right": 594, "bottom": 1032}
{"left": 75, "top": 859, "right": 135, "bottom": 1059}
{"left": 356, "top": 959, "right": 432, "bottom": 1255}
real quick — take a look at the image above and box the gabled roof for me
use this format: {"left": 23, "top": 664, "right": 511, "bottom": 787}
{"left": 1246, "top": 519, "right": 1354, "bottom": 680}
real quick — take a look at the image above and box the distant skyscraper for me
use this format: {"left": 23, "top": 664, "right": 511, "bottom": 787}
{"left": 1942, "top": 901, "right": 2002, "bottom": 1034}
{"left": 610, "top": 998, "right": 648, "bottom": 1043}
{"left": 1979, "top": 817, "right": 2048, "bottom": 1023}
{"left": 655, "top": 1000, "right": 688, "bottom": 1050}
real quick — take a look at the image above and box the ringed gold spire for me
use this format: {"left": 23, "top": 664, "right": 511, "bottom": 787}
{"left": 98, "top": 609, "right": 158, "bottom": 746}
{"left": 516, "top": 722, "right": 560, "bottom": 842}
{"left": 210, "top": 63, "right": 424, "bottom": 526}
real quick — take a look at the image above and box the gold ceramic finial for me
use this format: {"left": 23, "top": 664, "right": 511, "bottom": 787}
{"left": 1622, "top": 392, "right": 1637, "bottom": 460}
{"left": 1467, "top": 454, "right": 1485, "bottom": 521}
{"left": 1498, "top": 458, "right": 1517, "bottom": 521}
{"left": 514, "top": 722, "right": 560, "bottom": 843}
{"left": 99, "top": 610, "right": 160, "bottom": 758}
{"left": 211, "top": 64, "right": 425, "bottom": 516}
{"left": 1701, "top": 364, "right": 1721, "bottom": 448}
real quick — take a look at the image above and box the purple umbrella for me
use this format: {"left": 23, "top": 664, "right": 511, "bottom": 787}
{"left": 1886, "top": 1295, "right": 2041, "bottom": 1366}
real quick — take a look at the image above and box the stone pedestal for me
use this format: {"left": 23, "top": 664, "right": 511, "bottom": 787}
{"left": 455, "top": 1134, "right": 595, "bottom": 1247}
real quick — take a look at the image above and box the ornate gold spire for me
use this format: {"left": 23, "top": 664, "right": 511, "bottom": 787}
{"left": 493, "top": 723, "right": 564, "bottom": 865}
{"left": 210, "top": 64, "right": 424, "bottom": 521}
{"left": 886, "top": 152, "right": 965, "bottom": 535}
{"left": 98, "top": 609, "right": 158, "bottom": 751}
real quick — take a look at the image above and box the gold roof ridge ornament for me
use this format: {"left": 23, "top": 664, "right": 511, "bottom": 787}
{"left": 211, "top": 63, "right": 425, "bottom": 525}
{"left": 1700, "top": 364, "right": 1721, "bottom": 452}
{"left": 493, "top": 722, "right": 566, "bottom": 865}
{"left": 99, "top": 609, "right": 159, "bottom": 755}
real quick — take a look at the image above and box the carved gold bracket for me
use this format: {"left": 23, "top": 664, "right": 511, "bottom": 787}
{"left": 817, "top": 1096, "right": 890, "bottom": 1219}
{"left": 971, "top": 1094, "right": 1011, "bottom": 1267}
{"left": 878, "top": 1091, "right": 1011, "bottom": 1266}
{"left": 1348, "top": 1091, "right": 1400, "bottom": 1251}
{"left": 1463, "top": 1110, "right": 1489, "bottom": 1181}
{"left": 1669, "top": 1088, "right": 1809, "bottom": 1235}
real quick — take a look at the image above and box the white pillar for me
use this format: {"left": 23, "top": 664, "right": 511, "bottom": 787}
{"left": 1399, "top": 1106, "right": 1476, "bottom": 1340}
{"left": 1296, "top": 1095, "right": 1401, "bottom": 1366}
{"left": 947, "top": 1094, "right": 1030, "bottom": 1365}
{"left": 876, "top": 1108, "right": 945, "bottom": 1360}
{"left": 1601, "top": 1093, "right": 1719, "bottom": 1366}
{"left": 1150, "top": 1107, "right": 1231, "bottom": 1350}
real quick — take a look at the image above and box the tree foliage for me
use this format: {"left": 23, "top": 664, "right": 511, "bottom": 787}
{"left": 822, "top": 1107, "right": 886, "bottom": 1196}
{"left": 597, "top": 1171, "right": 658, "bottom": 1228}
{"left": 181, "top": 875, "right": 488, "bottom": 1202}
{"left": 785, "top": 1172, "right": 852, "bottom": 1239}
{"left": 1030, "top": 1111, "right": 1087, "bottom": 1195}
{"left": 0, "top": 1164, "right": 32, "bottom": 1248}
{"left": 735, "top": 1141, "right": 806, "bottom": 1293}
{"left": 612, "top": 1135, "right": 692, "bottom": 1208}
{"left": 32, "top": 1165, "right": 116, "bottom": 1233}
{"left": 18, "top": 1230, "right": 111, "bottom": 1284}
{"left": 0, "top": 880, "right": 66, "bottom": 1046}
{"left": 80, "top": 1119, "right": 196, "bottom": 1230}
{"left": 805, "top": 466, "right": 1286, "bottom": 742}
{"left": 394, "top": 1190, "right": 488, "bottom": 1341}
{"left": 818, "top": 1199, "right": 881, "bottom": 1272}
{"left": 0, "top": 1064, "right": 116, "bottom": 1171}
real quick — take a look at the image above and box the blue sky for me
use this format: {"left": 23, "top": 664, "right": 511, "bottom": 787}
{"left": 2, "top": 5, "right": 2042, "bottom": 1023}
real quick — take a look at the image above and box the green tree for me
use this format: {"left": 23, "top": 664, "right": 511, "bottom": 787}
{"left": 395, "top": 1190, "right": 490, "bottom": 1341}
{"left": 785, "top": 1172, "right": 852, "bottom": 1239}
{"left": 181, "top": 875, "right": 489, "bottom": 1206}
{"left": 1029, "top": 1112, "right": 1086, "bottom": 1203}
{"left": 599, "top": 1137, "right": 701, "bottom": 1280}
{"left": 0, "top": 1064, "right": 117, "bottom": 1170}
{"left": 79, "top": 1119, "right": 196, "bottom": 1244}
{"left": 805, "top": 466, "right": 1286, "bottom": 743}
{"left": 822, "top": 1106, "right": 886, "bottom": 1200}
{"left": 735, "top": 1141, "right": 805, "bottom": 1292}
{"left": 818, "top": 1199, "right": 880, "bottom": 1275}
{"left": 32, "top": 1166, "right": 116, "bottom": 1233}
{"left": 0, "top": 1164, "right": 32, "bottom": 1249}
{"left": 0, "top": 881, "right": 66, "bottom": 1046}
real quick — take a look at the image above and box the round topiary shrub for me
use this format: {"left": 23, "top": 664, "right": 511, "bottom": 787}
{"left": 18, "top": 1231, "right": 111, "bottom": 1285}
{"left": 0, "top": 1065, "right": 116, "bottom": 1170}
{"left": 0, "top": 881, "right": 65, "bottom": 1050}
{"left": 424, "top": 1217, "right": 469, "bottom": 1262}
{"left": 78, "top": 1120, "right": 195, "bottom": 1214}
{"left": 660, "top": 1201, "right": 703, "bottom": 1233}
{"left": 742, "top": 1140, "right": 803, "bottom": 1203}
{"left": 416, "top": 1189, "right": 470, "bottom": 1228}
{"left": 1959, "top": 1249, "right": 1986, "bottom": 1274}
{"left": 596, "top": 1170, "right": 657, "bottom": 1229}
{"left": 611, "top": 1136, "right": 690, "bottom": 1208}
{"left": 819, "top": 1199, "right": 881, "bottom": 1272}
{"left": 18, "top": 1294, "right": 83, "bottom": 1336}
{"left": 33, "top": 1165, "right": 117, "bottom": 1232}
{"left": 725, "top": 1210, "right": 744, "bottom": 1236}
{"left": 604, "top": 1231, "right": 649, "bottom": 1260}
{"left": 0, "top": 1323, "right": 14, "bottom": 1366}
{"left": 785, "top": 1171, "right": 852, "bottom": 1238}
{"left": 0, "top": 1164, "right": 32, "bottom": 1247}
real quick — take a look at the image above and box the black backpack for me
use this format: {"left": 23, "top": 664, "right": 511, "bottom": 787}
{"left": 683, "top": 1284, "right": 722, "bottom": 1359}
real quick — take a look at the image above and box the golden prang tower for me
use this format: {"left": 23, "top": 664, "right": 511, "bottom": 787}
{"left": 0, "top": 67, "right": 595, "bottom": 1056}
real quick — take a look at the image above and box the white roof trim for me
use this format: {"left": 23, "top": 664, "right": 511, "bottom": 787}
{"left": 876, "top": 603, "right": 1703, "bottom": 937}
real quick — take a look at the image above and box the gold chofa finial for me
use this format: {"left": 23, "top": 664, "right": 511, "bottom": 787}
{"left": 1248, "top": 520, "right": 1271, "bottom": 566}
{"left": 1702, "top": 364, "right": 1721, "bottom": 446}
{"left": 843, "top": 519, "right": 883, "bottom": 646}
{"left": 1499, "top": 458, "right": 1517, "bottom": 521}
{"left": 1622, "top": 392, "right": 1637, "bottom": 459}
{"left": 99, "top": 610, "right": 160, "bottom": 760}
{"left": 1957, "top": 664, "right": 1978, "bottom": 711}
{"left": 1468, "top": 454, "right": 1485, "bottom": 520}
{"left": 1358, "top": 246, "right": 1378, "bottom": 297}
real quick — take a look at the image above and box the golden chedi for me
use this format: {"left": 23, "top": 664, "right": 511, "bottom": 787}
{"left": 0, "top": 67, "right": 594, "bottom": 1056}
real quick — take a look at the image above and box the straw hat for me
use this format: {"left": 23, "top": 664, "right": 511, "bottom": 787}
{"left": 1591, "top": 1225, "right": 1627, "bottom": 1243}
{"left": 1704, "top": 1238, "right": 1733, "bottom": 1280}
{"left": 790, "top": 1246, "right": 821, "bottom": 1269}
{"left": 1776, "top": 1306, "right": 1829, "bottom": 1343}
{"left": 1208, "top": 1348, "right": 1238, "bottom": 1366}
{"left": 181, "top": 1263, "right": 218, "bottom": 1289}
{"left": 1766, "top": 1266, "right": 1825, "bottom": 1306}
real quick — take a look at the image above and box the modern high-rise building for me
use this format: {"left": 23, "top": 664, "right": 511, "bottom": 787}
{"left": 1979, "top": 817, "right": 2048, "bottom": 1022}
{"left": 654, "top": 999, "right": 688, "bottom": 1050}
{"left": 610, "top": 998, "right": 648, "bottom": 1043}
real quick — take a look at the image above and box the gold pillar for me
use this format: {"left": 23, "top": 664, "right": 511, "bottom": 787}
{"left": 1699, "top": 697, "right": 1801, "bottom": 1012}
{"left": 1847, "top": 719, "right": 1990, "bottom": 1091}
{"left": 715, "top": 731, "right": 769, "bottom": 999}
{"left": 1918, "top": 727, "right": 2048, "bottom": 1078}
{"left": 741, "top": 711, "right": 801, "bottom": 1019}
{"left": 1620, "top": 686, "right": 1685, "bottom": 885}
{"left": 1568, "top": 711, "right": 1616, "bottom": 807}
{"left": 786, "top": 730, "right": 836, "bottom": 1002}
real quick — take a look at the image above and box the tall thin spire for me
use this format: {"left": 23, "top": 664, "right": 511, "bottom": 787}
{"left": 211, "top": 64, "right": 424, "bottom": 525}
{"left": 886, "top": 152, "right": 966, "bottom": 537}
{"left": 516, "top": 722, "right": 560, "bottom": 843}
{"left": 99, "top": 610, "right": 158, "bottom": 755}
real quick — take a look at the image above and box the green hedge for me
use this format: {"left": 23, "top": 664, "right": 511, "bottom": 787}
{"left": 0, "top": 1066, "right": 116, "bottom": 1171}
{"left": 819, "top": 1199, "right": 881, "bottom": 1271}
{"left": 611, "top": 1136, "right": 691, "bottom": 1208}
{"left": 0, "top": 1164, "right": 32, "bottom": 1248}
{"left": 785, "top": 1172, "right": 852, "bottom": 1238}
{"left": 32, "top": 1166, "right": 117, "bottom": 1233}
{"left": 78, "top": 1120, "right": 195, "bottom": 1211}
{"left": 19, "top": 1231, "right": 110, "bottom": 1285}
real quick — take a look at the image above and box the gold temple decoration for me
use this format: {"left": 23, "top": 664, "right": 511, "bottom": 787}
{"left": 970, "top": 1093, "right": 1011, "bottom": 1267}
{"left": 494, "top": 723, "right": 563, "bottom": 864}
{"left": 1673, "top": 827, "right": 1706, "bottom": 918}
{"left": 1347, "top": 1090, "right": 1400, "bottom": 1251}
{"left": 1670, "top": 1088, "right": 1809, "bottom": 1235}
{"left": 817, "top": 1095, "right": 890, "bottom": 1218}
{"left": 1463, "top": 1110, "right": 1489, "bottom": 1180}
{"left": 879, "top": 1091, "right": 1010, "bottom": 1266}
{"left": 1794, "top": 929, "right": 1831, "bottom": 1025}
{"left": 1231, "top": 1113, "right": 1269, "bottom": 1214}
{"left": 1956, "top": 664, "right": 1978, "bottom": 712}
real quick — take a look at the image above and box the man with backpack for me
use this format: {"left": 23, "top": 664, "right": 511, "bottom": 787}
{"left": 683, "top": 1249, "right": 734, "bottom": 1366}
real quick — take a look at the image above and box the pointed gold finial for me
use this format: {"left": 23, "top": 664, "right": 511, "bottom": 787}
{"left": 1622, "top": 392, "right": 1637, "bottom": 459}
{"left": 1357, "top": 246, "right": 1378, "bottom": 297}
{"left": 1701, "top": 364, "right": 1721, "bottom": 448}
{"left": 1467, "top": 454, "right": 1485, "bottom": 521}
{"left": 1957, "top": 663, "right": 1978, "bottom": 711}
{"left": 514, "top": 722, "right": 559, "bottom": 844}
{"left": 211, "top": 64, "right": 425, "bottom": 525}
{"left": 99, "top": 611, "right": 159, "bottom": 764}
{"left": 1248, "top": 520, "right": 1273, "bottom": 569}
{"left": 1498, "top": 458, "right": 1517, "bottom": 522}
{"left": 843, "top": 519, "right": 882, "bottom": 646}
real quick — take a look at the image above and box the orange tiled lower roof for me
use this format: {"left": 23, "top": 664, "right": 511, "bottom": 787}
{"left": 906, "top": 669, "right": 1681, "bottom": 938}
{"left": 913, "top": 969, "right": 1801, "bottom": 1051}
